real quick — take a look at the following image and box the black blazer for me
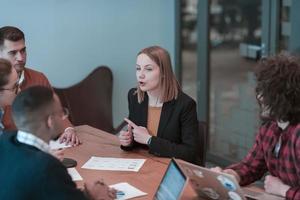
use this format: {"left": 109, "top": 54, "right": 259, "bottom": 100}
{"left": 0, "top": 132, "right": 88, "bottom": 200}
{"left": 121, "top": 88, "right": 199, "bottom": 164}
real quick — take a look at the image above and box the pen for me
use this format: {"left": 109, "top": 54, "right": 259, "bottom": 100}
{"left": 116, "top": 190, "right": 125, "bottom": 196}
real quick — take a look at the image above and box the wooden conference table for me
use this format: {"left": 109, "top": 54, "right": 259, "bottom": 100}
{"left": 64, "top": 125, "right": 283, "bottom": 200}
{"left": 64, "top": 125, "right": 197, "bottom": 199}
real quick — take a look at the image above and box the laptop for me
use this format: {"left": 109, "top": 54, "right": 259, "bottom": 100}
{"left": 174, "top": 158, "right": 284, "bottom": 200}
{"left": 154, "top": 158, "right": 189, "bottom": 200}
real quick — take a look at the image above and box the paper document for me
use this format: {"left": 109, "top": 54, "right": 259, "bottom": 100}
{"left": 49, "top": 139, "right": 72, "bottom": 150}
{"left": 82, "top": 157, "right": 146, "bottom": 172}
{"left": 67, "top": 168, "right": 83, "bottom": 181}
{"left": 110, "top": 182, "right": 147, "bottom": 200}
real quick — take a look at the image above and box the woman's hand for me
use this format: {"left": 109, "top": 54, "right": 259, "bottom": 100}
{"left": 124, "top": 118, "right": 152, "bottom": 145}
{"left": 118, "top": 123, "right": 133, "bottom": 146}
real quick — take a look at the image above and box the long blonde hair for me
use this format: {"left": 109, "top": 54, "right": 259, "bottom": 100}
{"left": 136, "top": 46, "right": 180, "bottom": 103}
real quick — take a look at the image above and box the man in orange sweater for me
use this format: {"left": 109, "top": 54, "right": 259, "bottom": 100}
{"left": 0, "top": 26, "right": 80, "bottom": 146}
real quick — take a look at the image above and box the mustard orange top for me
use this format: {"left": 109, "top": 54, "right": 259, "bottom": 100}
{"left": 147, "top": 106, "right": 162, "bottom": 136}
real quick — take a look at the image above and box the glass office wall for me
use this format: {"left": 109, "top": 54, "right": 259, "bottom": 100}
{"left": 180, "top": 0, "right": 297, "bottom": 165}
{"left": 208, "top": 0, "right": 261, "bottom": 163}
{"left": 181, "top": 0, "right": 263, "bottom": 164}
{"left": 279, "top": 0, "right": 290, "bottom": 51}
{"left": 181, "top": 0, "right": 198, "bottom": 100}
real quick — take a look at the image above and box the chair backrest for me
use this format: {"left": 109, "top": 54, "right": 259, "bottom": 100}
{"left": 54, "top": 66, "right": 114, "bottom": 133}
{"left": 197, "top": 121, "right": 207, "bottom": 166}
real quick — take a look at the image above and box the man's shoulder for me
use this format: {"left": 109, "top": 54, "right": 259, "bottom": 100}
{"left": 0, "top": 133, "right": 58, "bottom": 170}
{"left": 33, "top": 151, "right": 65, "bottom": 173}
{"left": 15, "top": 143, "right": 62, "bottom": 174}
{"left": 22, "top": 67, "right": 51, "bottom": 89}
{"left": 0, "top": 131, "right": 17, "bottom": 144}
{"left": 24, "top": 67, "right": 46, "bottom": 77}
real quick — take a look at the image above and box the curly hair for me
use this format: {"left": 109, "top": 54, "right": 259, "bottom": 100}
{"left": 255, "top": 53, "right": 300, "bottom": 124}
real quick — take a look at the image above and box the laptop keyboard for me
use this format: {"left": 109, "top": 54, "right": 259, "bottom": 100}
{"left": 246, "top": 197, "right": 258, "bottom": 200}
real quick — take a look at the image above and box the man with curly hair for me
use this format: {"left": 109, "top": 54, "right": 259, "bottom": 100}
{"left": 212, "top": 53, "right": 300, "bottom": 200}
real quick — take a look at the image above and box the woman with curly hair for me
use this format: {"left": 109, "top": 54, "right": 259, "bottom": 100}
{"left": 212, "top": 53, "right": 300, "bottom": 199}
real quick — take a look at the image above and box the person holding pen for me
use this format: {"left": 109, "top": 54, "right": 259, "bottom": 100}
{"left": 0, "top": 86, "right": 116, "bottom": 200}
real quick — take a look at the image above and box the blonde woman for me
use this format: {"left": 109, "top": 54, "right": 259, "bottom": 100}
{"left": 118, "top": 46, "right": 199, "bottom": 164}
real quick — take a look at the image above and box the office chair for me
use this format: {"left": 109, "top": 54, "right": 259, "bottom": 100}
{"left": 54, "top": 66, "right": 115, "bottom": 133}
{"left": 197, "top": 121, "right": 207, "bottom": 166}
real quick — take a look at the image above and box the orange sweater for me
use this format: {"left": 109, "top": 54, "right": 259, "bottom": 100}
{"left": 147, "top": 106, "right": 162, "bottom": 136}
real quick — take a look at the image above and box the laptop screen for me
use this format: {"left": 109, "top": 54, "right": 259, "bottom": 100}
{"left": 154, "top": 160, "right": 186, "bottom": 200}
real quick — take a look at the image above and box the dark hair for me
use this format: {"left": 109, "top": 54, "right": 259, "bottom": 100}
{"left": 255, "top": 53, "right": 300, "bottom": 124}
{"left": 0, "top": 58, "right": 13, "bottom": 88}
{"left": 12, "top": 86, "right": 54, "bottom": 128}
{"left": 136, "top": 45, "right": 180, "bottom": 103}
{"left": 0, "top": 26, "right": 25, "bottom": 48}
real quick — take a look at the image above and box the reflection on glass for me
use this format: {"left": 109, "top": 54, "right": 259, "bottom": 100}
{"left": 279, "top": 0, "right": 290, "bottom": 51}
{"left": 209, "top": 0, "right": 261, "bottom": 162}
{"left": 181, "top": 0, "right": 263, "bottom": 163}
{"left": 182, "top": 0, "right": 198, "bottom": 99}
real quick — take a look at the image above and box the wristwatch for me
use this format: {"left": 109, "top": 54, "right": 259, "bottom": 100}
{"left": 147, "top": 136, "right": 152, "bottom": 146}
